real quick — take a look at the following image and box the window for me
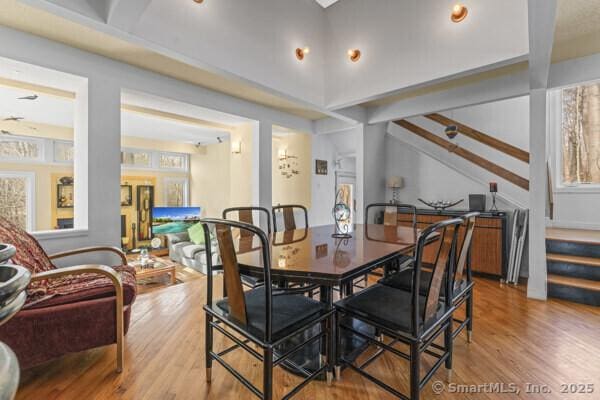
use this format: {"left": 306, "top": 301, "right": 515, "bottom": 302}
{"left": 561, "top": 82, "right": 600, "bottom": 185}
{"left": 163, "top": 177, "right": 189, "bottom": 207}
{"left": 159, "top": 153, "right": 187, "bottom": 170}
{"left": 0, "top": 136, "right": 44, "bottom": 161}
{"left": 0, "top": 172, "right": 35, "bottom": 231}
{"left": 121, "top": 149, "right": 152, "bottom": 168}
{"left": 53, "top": 140, "right": 74, "bottom": 163}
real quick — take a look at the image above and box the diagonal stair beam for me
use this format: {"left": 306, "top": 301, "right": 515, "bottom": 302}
{"left": 394, "top": 119, "right": 529, "bottom": 190}
{"left": 425, "top": 113, "right": 530, "bottom": 163}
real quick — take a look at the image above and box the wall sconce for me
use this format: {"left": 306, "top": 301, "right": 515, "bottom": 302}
{"left": 451, "top": 4, "right": 468, "bottom": 22}
{"left": 347, "top": 49, "right": 361, "bottom": 62}
{"left": 387, "top": 176, "right": 404, "bottom": 204}
{"left": 231, "top": 141, "right": 241, "bottom": 154}
{"left": 295, "top": 47, "right": 310, "bottom": 61}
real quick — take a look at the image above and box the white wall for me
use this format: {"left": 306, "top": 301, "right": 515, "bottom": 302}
{"left": 0, "top": 26, "right": 311, "bottom": 260}
{"left": 324, "top": 0, "right": 529, "bottom": 107}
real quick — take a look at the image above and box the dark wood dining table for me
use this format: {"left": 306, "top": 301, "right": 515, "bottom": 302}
{"left": 234, "top": 223, "right": 432, "bottom": 378}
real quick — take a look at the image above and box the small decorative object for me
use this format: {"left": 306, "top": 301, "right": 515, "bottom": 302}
{"left": 139, "top": 248, "right": 150, "bottom": 268}
{"left": 315, "top": 159, "right": 328, "bottom": 175}
{"left": 489, "top": 182, "right": 499, "bottom": 212}
{"left": 387, "top": 176, "right": 404, "bottom": 203}
{"left": 120, "top": 185, "right": 132, "bottom": 206}
{"left": 445, "top": 125, "right": 458, "bottom": 139}
{"left": 150, "top": 237, "right": 162, "bottom": 249}
{"left": 332, "top": 189, "right": 352, "bottom": 238}
{"left": 59, "top": 176, "right": 73, "bottom": 185}
{"left": 418, "top": 198, "right": 464, "bottom": 210}
{"left": 57, "top": 183, "right": 74, "bottom": 208}
{"left": 131, "top": 222, "right": 137, "bottom": 250}
{"left": 468, "top": 194, "right": 486, "bottom": 212}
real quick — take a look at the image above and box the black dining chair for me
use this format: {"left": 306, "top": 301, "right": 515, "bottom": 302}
{"left": 223, "top": 207, "right": 272, "bottom": 289}
{"left": 365, "top": 203, "right": 418, "bottom": 276}
{"left": 379, "top": 212, "right": 479, "bottom": 343}
{"left": 335, "top": 217, "right": 463, "bottom": 400}
{"left": 272, "top": 205, "right": 308, "bottom": 233}
{"left": 202, "top": 218, "right": 334, "bottom": 400}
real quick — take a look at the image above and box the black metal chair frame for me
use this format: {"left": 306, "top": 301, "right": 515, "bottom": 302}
{"left": 202, "top": 218, "right": 335, "bottom": 400}
{"left": 335, "top": 218, "right": 463, "bottom": 400}
{"left": 223, "top": 206, "right": 272, "bottom": 235}
{"left": 272, "top": 205, "right": 309, "bottom": 233}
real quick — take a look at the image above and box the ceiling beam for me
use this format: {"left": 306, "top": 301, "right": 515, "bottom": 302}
{"left": 106, "top": 0, "right": 153, "bottom": 32}
{"left": 528, "top": 0, "right": 558, "bottom": 89}
{"left": 121, "top": 104, "right": 234, "bottom": 132}
{"left": 368, "top": 70, "right": 529, "bottom": 124}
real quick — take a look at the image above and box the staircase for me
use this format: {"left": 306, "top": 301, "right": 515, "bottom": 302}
{"left": 546, "top": 228, "right": 600, "bottom": 306}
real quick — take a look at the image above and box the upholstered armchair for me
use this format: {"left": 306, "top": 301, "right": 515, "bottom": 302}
{"left": 0, "top": 218, "right": 137, "bottom": 373}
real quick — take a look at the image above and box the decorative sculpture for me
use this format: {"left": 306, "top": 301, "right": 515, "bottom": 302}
{"left": 418, "top": 198, "right": 464, "bottom": 210}
{"left": 332, "top": 189, "right": 352, "bottom": 238}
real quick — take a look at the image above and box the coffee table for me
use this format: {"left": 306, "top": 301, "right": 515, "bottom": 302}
{"left": 127, "top": 254, "right": 177, "bottom": 285}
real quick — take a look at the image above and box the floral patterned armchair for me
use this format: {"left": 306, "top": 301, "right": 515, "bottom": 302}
{"left": 0, "top": 218, "right": 137, "bottom": 372}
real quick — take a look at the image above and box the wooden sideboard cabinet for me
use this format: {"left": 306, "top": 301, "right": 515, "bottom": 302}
{"left": 396, "top": 209, "right": 508, "bottom": 279}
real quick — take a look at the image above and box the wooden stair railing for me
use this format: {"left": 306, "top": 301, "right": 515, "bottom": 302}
{"left": 425, "top": 113, "right": 530, "bottom": 163}
{"left": 394, "top": 119, "right": 529, "bottom": 190}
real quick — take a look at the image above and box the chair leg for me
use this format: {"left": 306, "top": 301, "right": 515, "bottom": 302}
{"left": 205, "top": 314, "right": 213, "bottom": 383}
{"left": 466, "top": 291, "right": 473, "bottom": 343}
{"left": 326, "top": 313, "right": 335, "bottom": 386}
{"left": 115, "top": 286, "right": 124, "bottom": 373}
{"left": 335, "top": 312, "right": 343, "bottom": 381}
{"left": 444, "top": 319, "right": 453, "bottom": 382}
{"left": 263, "top": 347, "right": 274, "bottom": 400}
{"left": 410, "top": 341, "right": 420, "bottom": 400}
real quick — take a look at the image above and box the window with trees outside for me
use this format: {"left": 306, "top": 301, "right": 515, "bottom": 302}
{"left": 561, "top": 82, "right": 600, "bottom": 185}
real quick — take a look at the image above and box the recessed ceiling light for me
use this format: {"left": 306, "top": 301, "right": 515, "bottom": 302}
{"left": 347, "top": 49, "right": 361, "bottom": 62}
{"left": 295, "top": 47, "right": 310, "bottom": 61}
{"left": 451, "top": 4, "right": 468, "bottom": 23}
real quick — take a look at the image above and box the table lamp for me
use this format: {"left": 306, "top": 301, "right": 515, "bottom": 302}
{"left": 387, "top": 176, "right": 404, "bottom": 204}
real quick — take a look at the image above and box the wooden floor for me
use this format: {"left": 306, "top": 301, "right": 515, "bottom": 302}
{"left": 17, "top": 277, "right": 600, "bottom": 400}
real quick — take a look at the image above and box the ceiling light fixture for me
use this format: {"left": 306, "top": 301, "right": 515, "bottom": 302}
{"left": 451, "top": 4, "right": 468, "bottom": 22}
{"left": 295, "top": 47, "right": 310, "bottom": 61}
{"left": 193, "top": 0, "right": 204, "bottom": 3}
{"left": 347, "top": 49, "right": 361, "bottom": 62}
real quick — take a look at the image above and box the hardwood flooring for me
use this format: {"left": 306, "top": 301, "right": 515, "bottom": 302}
{"left": 17, "top": 277, "right": 600, "bottom": 400}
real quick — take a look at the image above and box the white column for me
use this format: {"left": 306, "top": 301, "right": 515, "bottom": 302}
{"left": 356, "top": 123, "right": 388, "bottom": 224}
{"left": 527, "top": 89, "right": 548, "bottom": 300}
{"left": 252, "top": 120, "right": 272, "bottom": 230}
{"left": 85, "top": 77, "right": 122, "bottom": 247}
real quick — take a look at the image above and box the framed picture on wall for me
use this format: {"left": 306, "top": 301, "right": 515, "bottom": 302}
{"left": 120, "top": 185, "right": 133, "bottom": 206}
{"left": 315, "top": 159, "right": 328, "bottom": 175}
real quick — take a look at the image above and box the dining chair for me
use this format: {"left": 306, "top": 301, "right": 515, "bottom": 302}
{"left": 379, "top": 212, "right": 479, "bottom": 343}
{"left": 272, "top": 205, "right": 308, "bottom": 233}
{"left": 202, "top": 218, "right": 334, "bottom": 400}
{"left": 222, "top": 207, "right": 272, "bottom": 289}
{"left": 365, "top": 203, "right": 418, "bottom": 277}
{"left": 335, "top": 217, "right": 463, "bottom": 400}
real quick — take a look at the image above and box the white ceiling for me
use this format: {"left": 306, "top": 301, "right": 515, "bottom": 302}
{"left": 315, "top": 0, "right": 340, "bottom": 8}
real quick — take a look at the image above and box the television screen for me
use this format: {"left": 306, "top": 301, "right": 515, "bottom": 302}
{"left": 151, "top": 207, "right": 202, "bottom": 235}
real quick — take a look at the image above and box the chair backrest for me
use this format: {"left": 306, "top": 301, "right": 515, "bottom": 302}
{"left": 201, "top": 218, "right": 274, "bottom": 340}
{"left": 272, "top": 204, "right": 308, "bottom": 232}
{"left": 411, "top": 217, "right": 462, "bottom": 335}
{"left": 0, "top": 218, "right": 54, "bottom": 274}
{"left": 222, "top": 206, "right": 272, "bottom": 236}
{"left": 365, "top": 203, "right": 418, "bottom": 244}
{"left": 453, "top": 212, "right": 479, "bottom": 289}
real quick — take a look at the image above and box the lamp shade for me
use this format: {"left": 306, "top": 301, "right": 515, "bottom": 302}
{"left": 387, "top": 176, "right": 404, "bottom": 189}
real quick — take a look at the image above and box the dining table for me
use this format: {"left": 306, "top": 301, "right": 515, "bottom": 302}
{"left": 234, "top": 223, "right": 436, "bottom": 378}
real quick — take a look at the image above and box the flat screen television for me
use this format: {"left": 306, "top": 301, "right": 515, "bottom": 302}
{"left": 151, "top": 207, "right": 202, "bottom": 235}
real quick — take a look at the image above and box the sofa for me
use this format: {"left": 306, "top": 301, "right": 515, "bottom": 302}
{"left": 166, "top": 232, "right": 219, "bottom": 274}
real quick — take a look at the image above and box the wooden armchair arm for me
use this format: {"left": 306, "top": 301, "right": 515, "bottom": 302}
{"left": 48, "top": 246, "right": 127, "bottom": 265}
{"left": 31, "top": 265, "right": 125, "bottom": 373}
